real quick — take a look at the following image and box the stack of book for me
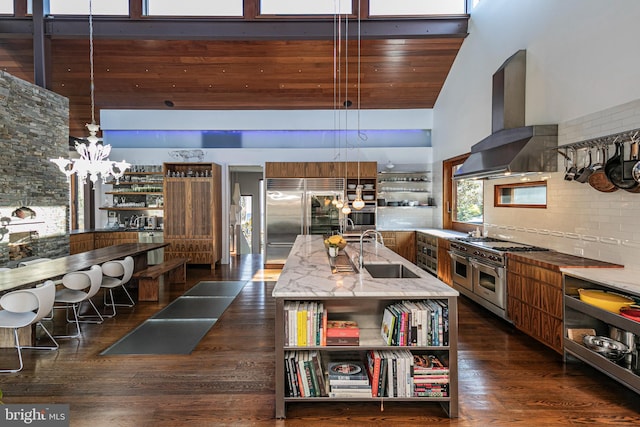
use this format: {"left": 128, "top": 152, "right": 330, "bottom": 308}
{"left": 365, "top": 350, "right": 450, "bottom": 397}
{"left": 380, "top": 300, "right": 449, "bottom": 347}
{"left": 325, "top": 320, "right": 360, "bottom": 346}
{"left": 412, "top": 354, "right": 449, "bottom": 397}
{"left": 327, "top": 361, "right": 372, "bottom": 398}
{"left": 284, "top": 350, "right": 328, "bottom": 397}
{"left": 366, "top": 349, "right": 413, "bottom": 397}
{"left": 283, "top": 301, "right": 326, "bottom": 346}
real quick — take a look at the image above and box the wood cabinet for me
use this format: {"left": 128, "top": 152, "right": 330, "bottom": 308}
{"left": 437, "top": 238, "right": 452, "bottom": 286}
{"left": 163, "top": 162, "right": 222, "bottom": 270}
{"left": 265, "top": 162, "right": 307, "bottom": 178}
{"left": 380, "top": 231, "right": 416, "bottom": 264}
{"left": 93, "top": 231, "right": 138, "bottom": 249}
{"left": 346, "top": 161, "right": 377, "bottom": 178}
{"left": 507, "top": 256, "right": 563, "bottom": 354}
{"left": 69, "top": 232, "right": 95, "bottom": 255}
{"left": 265, "top": 162, "right": 377, "bottom": 179}
{"left": 305, "top": 162, "right": 342, "bottom": 178}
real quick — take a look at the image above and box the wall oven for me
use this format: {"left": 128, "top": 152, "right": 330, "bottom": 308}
{"left": 448, "top": 250, "right": 472, "bottom": 292}
{"left": 347, "top": 206, "right": 376, "bottom": 229}
{"left": 469, "top": 257, "right": 506, "bottom": 311}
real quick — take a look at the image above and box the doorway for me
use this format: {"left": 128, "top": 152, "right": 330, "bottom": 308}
{"left": 229, "top": 167, "right": 264, "bottom": 256}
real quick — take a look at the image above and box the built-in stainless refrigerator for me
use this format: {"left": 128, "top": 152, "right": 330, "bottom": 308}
{"left": 265, "top": 178, "right": 344, "bottom": 265}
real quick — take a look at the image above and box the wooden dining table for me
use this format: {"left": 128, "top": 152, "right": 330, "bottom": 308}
{"left": 0, "top": 242, "right": 169, "bottom": 293}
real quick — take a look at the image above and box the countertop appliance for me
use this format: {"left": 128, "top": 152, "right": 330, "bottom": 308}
{"left": 265, "top": 178, "right": 344, "bottom": 266}
{"left": 448, "top": 236, "right": 548, "bottom": 320}
{"left": 138, "top": 230, "right": 164, "bottom": 265}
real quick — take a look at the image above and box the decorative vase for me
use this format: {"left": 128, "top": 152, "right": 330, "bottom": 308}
{"left": 329, "top": 246, "right": 338, "bottom": 258}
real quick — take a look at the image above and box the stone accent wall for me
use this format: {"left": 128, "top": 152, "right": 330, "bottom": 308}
{"left": 0, "top": 71, "right": 70, "bottom": 265}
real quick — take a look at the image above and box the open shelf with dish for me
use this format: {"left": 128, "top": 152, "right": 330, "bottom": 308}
{"left": 563, "top": 273, "right": 640, "bottom": 394}
{"left": 346, "top": 178, "right": 377, "bottom": 206}
{"left": 100, "top": 166, "right": 164, "bottom": 212}
{"left": 377, "top": 171, "right": 432, "bottom": 207}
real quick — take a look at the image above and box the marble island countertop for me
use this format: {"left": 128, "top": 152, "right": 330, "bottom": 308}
{"left": 272, "top": 235, "right": 458, "bottom": 299}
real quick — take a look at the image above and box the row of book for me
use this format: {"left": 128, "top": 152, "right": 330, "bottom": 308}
{"left": 366, "top": 350, "right": 449, "bottom": 398}
{"left": 284, "top": 350, "right": 449, "bottom": 398}
{"left": 284, "top": 351, "right": 371, "bottom": 398}
{"left": 380, "top": 300, "right": 449, "bottom": 347}
{"left": 284, "top": 299, "right": 449, "bottom": 348}
{"left": 283, "top": 301, "right": 360, "bottom": 347}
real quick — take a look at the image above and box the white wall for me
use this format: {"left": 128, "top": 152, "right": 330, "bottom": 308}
{"left": 433, "top": 0, "right": 640, "bottom": 266}
{"left": 434, "top": 0, "right": 640, "bottom": 163}
{"left": 101, "top": 109, "right": 433, "bottom": 131}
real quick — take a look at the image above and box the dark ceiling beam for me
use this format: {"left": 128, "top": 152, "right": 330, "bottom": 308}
{"left": 0, "top": 16, "right": 468, "bottom": 41}
{"left": 31, "top": 0, "right": 47, "bottom": 87}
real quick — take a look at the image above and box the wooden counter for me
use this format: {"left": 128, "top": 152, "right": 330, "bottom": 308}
{"left": 507, "top": 250, "right": 622, "bottom": 355}
{"left": 507, "top": 251, "right": 623, "bottom": 270}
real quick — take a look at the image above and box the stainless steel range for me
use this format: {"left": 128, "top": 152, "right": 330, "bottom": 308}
{"left": 449, "top": 237, "right": 549, "bottom": 320}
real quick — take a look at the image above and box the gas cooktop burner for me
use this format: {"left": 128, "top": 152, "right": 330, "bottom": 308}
{"left": 455, "top": 237, "right": 503, "bottom": 243}
{"left": 452, "top": 237, "right": 549, "bottom": 253}
{"left": 472, "top": 241, "right": 549, "bottom": 252}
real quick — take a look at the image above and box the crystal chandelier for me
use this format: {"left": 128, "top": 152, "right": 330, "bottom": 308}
{"left": 50, "top": 0, "right": 130, "bottom": 185}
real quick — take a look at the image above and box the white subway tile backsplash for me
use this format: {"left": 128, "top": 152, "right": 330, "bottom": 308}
{"left": 600, "top": 237, "right": 621, "bottom": 245}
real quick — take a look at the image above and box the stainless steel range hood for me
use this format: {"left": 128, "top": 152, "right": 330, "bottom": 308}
{"left": 454, "top": 50, "right": 557, "bottom": 180}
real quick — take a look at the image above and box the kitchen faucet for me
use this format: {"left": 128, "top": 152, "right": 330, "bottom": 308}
{"left": 339, "top": 217, "right": 355, "bottom": 234}
{"left": 359, "top": 229, "right": 384, "bottom": 270}
{"left": 345, "top": 217, "right": 355, "bottom": 231}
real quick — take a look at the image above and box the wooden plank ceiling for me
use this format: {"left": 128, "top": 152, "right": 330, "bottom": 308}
{"left": 0, "top": 32, "right": 465, "bottom": 137}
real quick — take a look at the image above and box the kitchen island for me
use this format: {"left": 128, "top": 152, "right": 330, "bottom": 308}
{"left": 272, "top": 235, "right": 459, "bottom": 418}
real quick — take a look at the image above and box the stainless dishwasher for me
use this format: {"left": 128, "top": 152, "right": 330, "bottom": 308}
{"left": 138, "top": 231, "right": 164, "bottom": 265}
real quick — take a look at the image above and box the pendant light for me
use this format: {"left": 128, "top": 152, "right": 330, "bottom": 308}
{"left": 351, "top": 0, "right": 365, "bottom": 211}
{"left": 340, "top": 7, "right": 351, "bottom": 216}
{"left": 352, "top": 185, "right": 365, "bottom": 210}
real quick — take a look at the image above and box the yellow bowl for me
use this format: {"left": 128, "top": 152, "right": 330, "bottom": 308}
{"left": 578, "top": 289, "right": 634, "bottom": 313}
{"left": 324, "top": 240, "right": 347, "bottom": 250}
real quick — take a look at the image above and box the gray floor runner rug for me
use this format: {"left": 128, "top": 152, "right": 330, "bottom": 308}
{"left": 101, "top": 281, "right": 248, "bottom": 355}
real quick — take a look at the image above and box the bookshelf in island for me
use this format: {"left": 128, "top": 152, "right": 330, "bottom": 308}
{"left": 272, "top": 235, "right": 459, "bottom": 418}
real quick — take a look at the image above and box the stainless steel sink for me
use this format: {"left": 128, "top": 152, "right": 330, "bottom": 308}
{"left": 363, "top": 263, "right": 420, "bottom": 279}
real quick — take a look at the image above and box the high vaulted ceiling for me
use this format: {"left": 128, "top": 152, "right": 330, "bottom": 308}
{"left": 0, "top": 11, "right": 468, "bottom": 137}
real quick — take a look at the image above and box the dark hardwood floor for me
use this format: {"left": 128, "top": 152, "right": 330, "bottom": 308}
{"left": 1, "top": 255, "right": 640, "bottom": 426}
